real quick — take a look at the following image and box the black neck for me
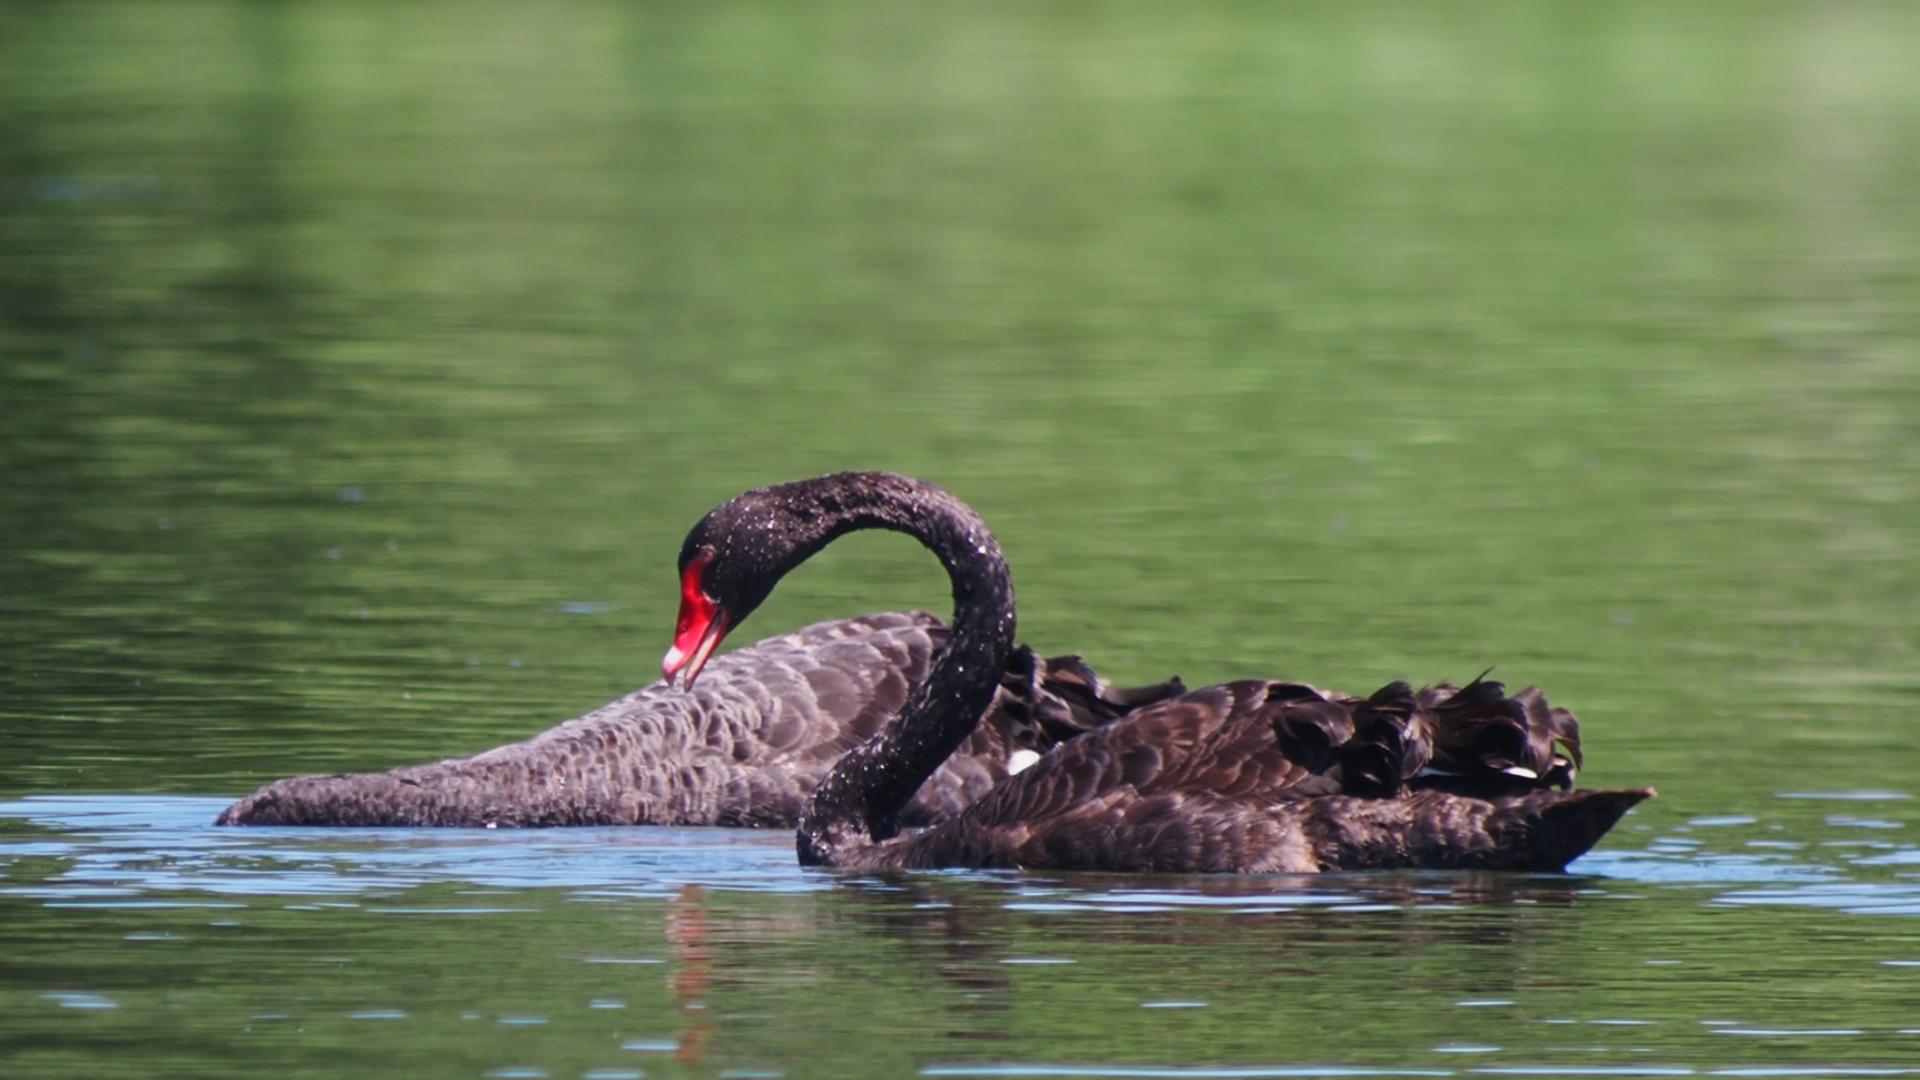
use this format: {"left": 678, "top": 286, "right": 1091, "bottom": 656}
{"left": 786, "top": 473, "right": 1015, "bottom": 865}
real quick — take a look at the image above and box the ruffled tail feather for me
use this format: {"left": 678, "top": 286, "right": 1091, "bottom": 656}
{"left": 1428, "top": 677, "right": 1581, "bottom": 789}
{"left": 997, "top": 649, "right": 1187, "bottom": 745}
{"left": 1326, "top": 675, "right": 1584, "bottom": 799}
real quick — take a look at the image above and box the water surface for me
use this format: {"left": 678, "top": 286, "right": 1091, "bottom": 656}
{"left": 4, "top": 795, "right": 1919, "bottom": 1078}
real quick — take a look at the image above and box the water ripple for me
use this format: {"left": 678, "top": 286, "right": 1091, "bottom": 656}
{"left": 4, "top": 795, "right": 1918, "bottom": 923}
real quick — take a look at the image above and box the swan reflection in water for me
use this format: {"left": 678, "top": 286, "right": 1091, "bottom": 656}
{"left": 630, "top": 871, "right": 1616, "bottom": 1058}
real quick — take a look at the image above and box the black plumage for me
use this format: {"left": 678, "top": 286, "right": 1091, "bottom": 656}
{"left": 660, "top": 472, "right": 1652, "bottom": 873}
{"left": 215, "top": 611, "right": 1181, "bottom": 827}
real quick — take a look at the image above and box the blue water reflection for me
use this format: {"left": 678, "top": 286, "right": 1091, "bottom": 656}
{"left": 4, "top": 794, "right": 1915, "bottom": 916}
{"left": 6, "top": 793, "right": 1920, "bottom": 1079}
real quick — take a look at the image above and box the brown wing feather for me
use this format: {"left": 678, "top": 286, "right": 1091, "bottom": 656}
{"left": 215, "top": 612, "right": 1183, "bottom": 828}
{"left": 869, "top": 674, "right": 1645, "bottom": 873}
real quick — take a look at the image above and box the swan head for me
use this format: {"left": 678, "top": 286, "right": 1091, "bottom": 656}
{"left": 662, "top": 472, "right": 950, "bottom": 688}
{"left": 662, "top": 482, "right": 822, "bottom": 687}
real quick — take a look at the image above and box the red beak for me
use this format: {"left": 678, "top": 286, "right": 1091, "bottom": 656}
{"left": 662, "top": 553, "right": 728, "bottom": 688}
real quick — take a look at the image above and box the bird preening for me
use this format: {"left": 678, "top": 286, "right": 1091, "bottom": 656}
{"left": 214, "top": 613, "right": 1179, "bottom": 830}
{"left": 661, "top": 471, "right": 1650, "bottom": 873}
{"left": 220, "top": 469, "right": 1650, "bottom": 875}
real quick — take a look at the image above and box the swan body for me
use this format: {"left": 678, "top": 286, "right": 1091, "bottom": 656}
{"left": 839, "top": 678, "right": 1649, "bottom": 873}
{"left": 662, "top": 471, "right": 1651, "bottom": 873}
{"left": 215, "top": 611, "right": 1181, "bottom": 827}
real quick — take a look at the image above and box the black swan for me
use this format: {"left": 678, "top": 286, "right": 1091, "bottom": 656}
{"left": 662, "top": 471, "right": 1653, "bottom": 872}
{"left": 216, "top": 611, "right": 1182, "bottom": 827}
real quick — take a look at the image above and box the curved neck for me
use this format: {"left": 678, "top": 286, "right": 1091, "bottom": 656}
{"left": 790, "top": 473, "right": 1015, "bottom": 865}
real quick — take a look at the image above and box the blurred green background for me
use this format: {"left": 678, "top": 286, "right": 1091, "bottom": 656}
{"left": 6, "top": 5, "right": 1920, "bottom": 1080}
{"left": 2, "top": 0, "right": 1916, "bottom": 811}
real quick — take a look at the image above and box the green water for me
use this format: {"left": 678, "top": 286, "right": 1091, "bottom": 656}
{"left": 3, "top": 2, "right": 1919, "bottom": 1077}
